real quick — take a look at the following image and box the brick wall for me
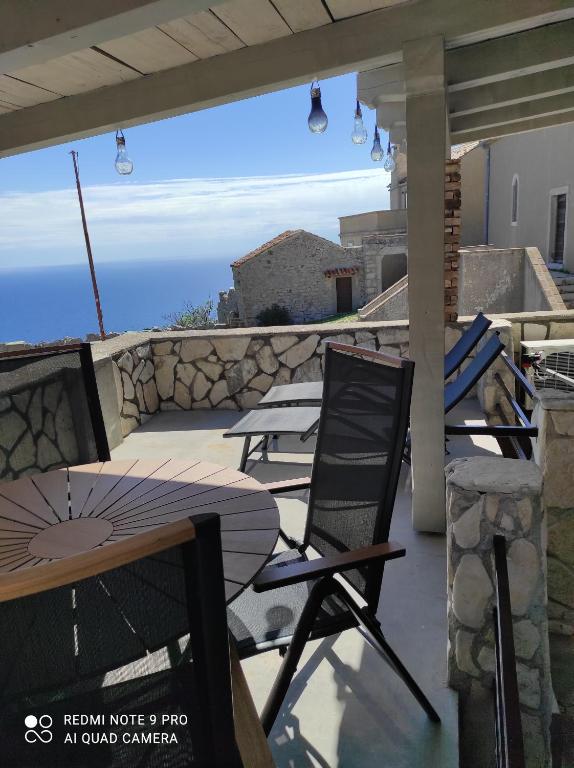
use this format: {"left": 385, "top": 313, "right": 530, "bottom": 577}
{"left": 445, "top": 159, "right": 461, "bottom": 322}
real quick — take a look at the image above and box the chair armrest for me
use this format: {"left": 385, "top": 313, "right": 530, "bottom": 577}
{"left": 263, "top": 477, "right": 311, "bottom": 494}
{"left": 253, "top": 541, "right": 405, "bottom": 592}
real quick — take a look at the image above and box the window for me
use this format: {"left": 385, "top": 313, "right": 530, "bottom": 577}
{"left": 548, "top": 188, "right": 569, "bottom": 264}
{"left": 511, "top": 174, "right": 519, "bottom": 225}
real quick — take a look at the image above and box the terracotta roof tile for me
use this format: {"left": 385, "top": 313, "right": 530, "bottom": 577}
{"left": 231, "top": 230, "right": 303, "bottom": 267}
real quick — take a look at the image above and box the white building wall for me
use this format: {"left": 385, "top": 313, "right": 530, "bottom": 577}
{"left": 488, "top": 124, "right": 574, "bottom": 272}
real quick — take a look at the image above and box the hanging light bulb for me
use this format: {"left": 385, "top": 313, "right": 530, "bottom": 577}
{"left": 114, "top": 130, "right": 133, "bottom": 175}
{"left": 308, "top": 81, "right": 328, "bottom": 134}
{"left": 383, "top": 140, "right": 396, "bottom": 172}
{"left": 371, "top": 126, "right": 383, "bottom": 161}
{"left": 351, "top": 100, "right": 367, "bottom": 144}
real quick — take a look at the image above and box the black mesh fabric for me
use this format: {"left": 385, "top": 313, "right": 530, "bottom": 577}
{"left": 0, "top": 347, "right": 103, "bottom": 481}
{"left": 0, "top": 546, "right": 208, "bottom": 768}
{"left": 306, "top": 348, "right": 409, "bottom": 599}
{"left": 228, "top": 347, "right": 412, "bottom": 657}
{"left": 227, "top": 549, "right": 353, "bottom": 656}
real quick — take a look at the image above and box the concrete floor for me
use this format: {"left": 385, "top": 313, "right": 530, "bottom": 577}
{"left": 113, "top": 400, "right": 500, "bottom": 768}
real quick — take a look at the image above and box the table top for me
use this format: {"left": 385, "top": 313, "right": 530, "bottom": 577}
{"left": 0, "top": 458, "right": 280, "bottom": 602}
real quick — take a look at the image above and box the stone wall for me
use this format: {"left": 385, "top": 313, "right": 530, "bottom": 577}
{"left": 110, "top": 342, "right": 159, "bottom": 437}
{"left": 150, "top": 326, "right": 409, "bottom": 412}
{"left": 445, "top": 158, "right": 461, "bottom": 322}
{"left": 360, "top": 246, "right": 564, "bottom": 324}
{"left": 498, "top": 309, "right": 574, "bottom": 355}
{"left": 458, "top": 246, "right": 565, "bottom": 317}
{"left": 91, "top": 316, "right": 513, "bottom": 442}
{"left": 532, "top": 390, "right": 574, "bottom": 636}
{"left": 446, "top": 457, "right": 552, "bottom": 766}
{"left": 0, "top": 370, "right": 81, "bottom": 480}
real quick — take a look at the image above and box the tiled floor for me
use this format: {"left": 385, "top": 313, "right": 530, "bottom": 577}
{"left": 112, "top": 400, "right": 500, "bottom": 767}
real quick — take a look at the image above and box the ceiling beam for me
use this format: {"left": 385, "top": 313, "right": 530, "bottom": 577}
{"left": 0, "top": 0, "right": 221, "bottom": 72}
{"left": 451, "top": 109, "right": 574, "bottom": 143}
{"left": 448, "top": 64, "right": 574, "bottom": 116}
{"left": 451, "top": 91, "right": 574, "bottom": 135}
{"left": 447, "top": 18, "right": 574, "bottom": 91}
{"left": 1, "top": 0, "right": 574, "bottom": 157}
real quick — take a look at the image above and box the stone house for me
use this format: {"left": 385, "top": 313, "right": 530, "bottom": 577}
{"left": 219, "top": 230, "right": 368, "bottom": 326}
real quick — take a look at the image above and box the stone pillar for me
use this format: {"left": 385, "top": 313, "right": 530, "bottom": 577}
{"left": 446, "top": 457, "right": 551, "bottom": 767}
{"left": 404, "top": 35, "right": 447, "bottom": 532}
{"left": 444, "top": 158, "right": 461, "bottom": 322}
{"left": 532, "top": 390, "right": 574, "bottom": 635}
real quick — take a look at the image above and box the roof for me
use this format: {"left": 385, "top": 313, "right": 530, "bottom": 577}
{"left": 0, "top": 1, "right": 408, "bottom": 158}
{"left": 450, "top": 141, "right": 480, "bottom": 160}
{"left": 231, "top": 230, "right": 303, "bottom": 267}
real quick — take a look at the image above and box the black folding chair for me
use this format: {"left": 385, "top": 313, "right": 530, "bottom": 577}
{"left": 403, "top": 333, "right": 505, "bottom": 463}
{"left": 0, "top": 514, "right": 247, "bottom": 768}
{"left": 0, "top": 343, "right": 110, "bottom": 481}
{"left": 445, "top": 333, "right": 505, "bottom": 414}
{"left": 227, "top": 343, "right": 440, "bottom": 735}
{"left": 225, "top": 331, "right": 504, "bottom": 472}
{"left": 255, "top": 312, "right": 493, "bottom": 410}
{"left": 444, "top": 311, "right": 492, "bottom": 379}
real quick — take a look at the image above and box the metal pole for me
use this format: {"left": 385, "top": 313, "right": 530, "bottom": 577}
{"left": 70, "top": 150, "right": 106, "bottom": 340}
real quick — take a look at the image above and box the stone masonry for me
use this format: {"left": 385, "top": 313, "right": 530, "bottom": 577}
{"left": 230, "top": 230, "right": 365, "bottom": 326}
{"left": 150, "top": 326, "right": 408, "bottom": 413}
{"left": 445, "top": 158, "right": 461, "bottom": 323}
{"left": 111, "top": 342, "right": 159, "bottom": 437}
{"left": 532, "top": 389, "right": 574, "bottom": 636}
{"left": 446, "top": 457, "right": 552, "bottom": 767}
{"left": 92, "top": 317, "right": 515, "bottom": 441}
{"left": 0, "top": 372, "right": 81, "bottom": 481}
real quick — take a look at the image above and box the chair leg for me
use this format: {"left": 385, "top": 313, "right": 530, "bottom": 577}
{"left": 278, "top": 527, "right": 302, "bottom": 550}
{"left": 239, "top": 437, "right": 251, "bottom": 473}
{"left": 261, "top": 577, "right": 336, "bottom": 736}
{"left": 261, "top": 434, "right": 270, "bottom": 462}
{"left": 347, "top": 599, "right": 440, "bottom": 723}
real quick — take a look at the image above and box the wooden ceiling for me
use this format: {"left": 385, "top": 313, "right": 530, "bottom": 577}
{"left": 0, "top": 0, "right": 408, "bottom": 115}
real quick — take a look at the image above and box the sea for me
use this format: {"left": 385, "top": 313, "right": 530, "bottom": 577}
{"left": 0, "top": 258, "right": 233, "bottom": 344}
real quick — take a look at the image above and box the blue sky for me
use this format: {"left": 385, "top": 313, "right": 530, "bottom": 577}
{"left": 0, "top": 73, "right": 391, "bottom": 268}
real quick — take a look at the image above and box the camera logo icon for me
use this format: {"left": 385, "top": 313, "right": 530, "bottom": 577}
{"left": 24, "top": 715, "right": 53, "bottom": 744}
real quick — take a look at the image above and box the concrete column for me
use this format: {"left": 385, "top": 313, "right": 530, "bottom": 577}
{"left": 404, "top": 36, "right": 448, "bottom": 531}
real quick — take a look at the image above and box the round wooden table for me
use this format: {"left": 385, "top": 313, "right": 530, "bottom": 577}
{"left": 0, "top": 458, "right": 280, "bottom": 602}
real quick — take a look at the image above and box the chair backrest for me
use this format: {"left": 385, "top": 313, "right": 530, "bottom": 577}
{"left": 445, "top": 333, "right": 505, "bottom": 414}
{"left": 0, "top": 343, "right": 110, "bottom": 482}
{"left": 444, "top": 312, "right": 492, "bottom": 379}
{"left": 304, "top": 343, "right": 414, "bottom": 610}
{"left": 0, "top": 514, "right": 243, "bottom": 768}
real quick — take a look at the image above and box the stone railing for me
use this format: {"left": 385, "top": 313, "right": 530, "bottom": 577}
{"left": 94, "top": 323, "right": 410, "bottom": 443}
{"left": 446, "top": 456, "right": 551, "bottom": 767}
{"left": 92, "top": 317, "right": 512, "bottom": 447}
{"left": 489, "top": 309, "right": 574, "bottom": 351}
